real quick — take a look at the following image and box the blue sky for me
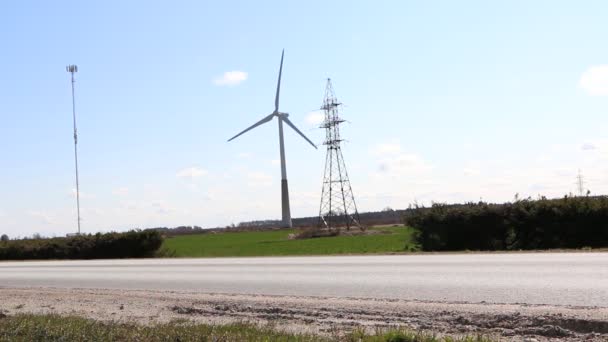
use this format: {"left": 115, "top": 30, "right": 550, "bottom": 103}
{"left": 2, "top": 1, "right": 608, "bottom": 237}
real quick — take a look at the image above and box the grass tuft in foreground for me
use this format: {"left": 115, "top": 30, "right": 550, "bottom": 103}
{"left": 162, "top": 226, "right": 417, "bottom": 257}
{"left": 0, "top": 314, "right": 495, "bottom": 342}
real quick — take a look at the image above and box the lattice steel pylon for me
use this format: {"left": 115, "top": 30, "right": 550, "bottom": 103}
{"left": 317, "top": 79, "right": 362, "bottom": 231}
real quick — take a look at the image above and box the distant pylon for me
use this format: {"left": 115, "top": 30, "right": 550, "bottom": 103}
{"left": 317, "top": 79, "right": 362, "bottom": 231}
{"left": 576, "top": 169, "right": 585, "bottom": 197}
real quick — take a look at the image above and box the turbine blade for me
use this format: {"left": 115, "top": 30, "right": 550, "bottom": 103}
{"left": 282, "top": 116, "right": 317, "bottom": 149}
{"left": 228, "top": 113, "right": 275, "bottom": 142}
{"left": 274, "top": 49, "right": 284, "bottom": 112}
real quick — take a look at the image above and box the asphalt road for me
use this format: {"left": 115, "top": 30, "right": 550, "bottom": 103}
{"left": 1, "top": 253, "right": 606, "bottom": 307}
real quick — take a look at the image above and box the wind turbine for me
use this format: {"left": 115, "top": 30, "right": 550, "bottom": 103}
{"left": 228, "top": 50, "right": 317, "bottom": 228}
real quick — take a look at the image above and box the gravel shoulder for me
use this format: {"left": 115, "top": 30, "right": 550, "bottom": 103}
{"left": 0, "top": 287, "right": 606, "bottom": 341}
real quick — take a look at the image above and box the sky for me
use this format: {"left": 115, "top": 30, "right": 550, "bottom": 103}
{"left": 1, "top": 1, "right": 608, "bottom": 237}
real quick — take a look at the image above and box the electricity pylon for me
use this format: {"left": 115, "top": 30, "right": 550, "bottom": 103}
{"left": 317, "top": 79, "right": 362, "bottom": 231}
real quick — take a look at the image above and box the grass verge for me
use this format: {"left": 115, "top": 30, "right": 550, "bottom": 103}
{"left": 0, "top": 313, "right": 494, "bottom": 342}
{"left": 161, "top": 226, "right": 417, "bottom": 257}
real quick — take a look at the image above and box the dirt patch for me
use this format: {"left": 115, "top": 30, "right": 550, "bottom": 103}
{"left": 0, "top": 287, "right": 606, "bottom": 341}
{"left": 289, "top": 227, "right": 385, "bottom": 240}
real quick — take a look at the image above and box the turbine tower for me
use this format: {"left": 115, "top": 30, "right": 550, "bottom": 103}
{"left": 228, "top": 50, "right": 317, "bottom": 228}
{"left": 317, "top": 78, "right": 362, "bottom": 231}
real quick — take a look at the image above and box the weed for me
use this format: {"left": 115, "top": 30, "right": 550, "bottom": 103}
{"left": 0, "top": 313, "right": 496, "bottom": 342}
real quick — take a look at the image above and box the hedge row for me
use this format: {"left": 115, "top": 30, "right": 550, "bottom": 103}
{"left": 0, "top": 230, "right": 163, "bottom": 260}
{"left": 404, "top": 196, "right": 608, "bottom": 251}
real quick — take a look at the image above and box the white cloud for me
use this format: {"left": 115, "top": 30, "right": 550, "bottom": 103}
{"left": 270, "top": 159, "right": 280, "bottom": 166}
{"left": 377, "top": 153, "right": 432, "bottom": 175}
{"left": 463, "top": 167, "right": 481, "bottom": 176}
{"left": 358, "top": 141, "right": 437, "bottom": 210}
{"left": 27, "top": 210, "right": 55, "bottom": 225}
{"left": 151, "top": 201, "right": 173, "bottom": 215}
{"left": 536, "top": 154, "right": 552, "bottom": 163}
{"left": 119, "top": 201, "right": 139, "bottom": 211}
{"left": 305, "top": 111, "right": 325, "bottom": 126}
{"left": 581, "top": 142, "right": 597, "bottom": 151}
{"left": 372, "top": 141, "right": 402, "bottom": 156}
{"left": 82, "top": 207, "right": 105, "bottom": 216}
{"left": 579, "top": 65, "right": 608, "bottom": 96}
{"left": 213, "top": 71, "right": 248, "bottom": 86}
{"left": 176, "top": 166, "right": 208, "bottom": 180}
{"left": 247, "top": 171, "right": 273, "bottom": 187}
{"left": 112, "top": 187, "right": 129, "bottom": 196}
{"left": 68, "top": 188, "right": 94, "bottom": 199}
{"left": 237, "top": 152, "right": 253, "bottom": 159}
{"left": 462, "top": 161, "right": 482, "bottom": 177}
{"left": 370, "top": 141, "right": 432, "bottom": 175}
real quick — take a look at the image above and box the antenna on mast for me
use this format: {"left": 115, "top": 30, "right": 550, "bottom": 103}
{"left": 66, "top": 64, "right": 81, "bottom": 235}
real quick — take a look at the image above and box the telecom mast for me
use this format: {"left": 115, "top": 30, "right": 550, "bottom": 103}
{"left": 317, "top": 79, "right": 362, "bottom": 231}
{"left": 66, "top": 65, "right": 81, "bottom": 235}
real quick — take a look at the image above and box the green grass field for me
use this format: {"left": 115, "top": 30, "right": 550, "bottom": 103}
{"left": 162, "top": 226, "right": 417, "bottom": 258}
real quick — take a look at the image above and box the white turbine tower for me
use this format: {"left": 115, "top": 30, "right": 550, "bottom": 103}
{"left": 228, "top": 50, "right": 317, "bottom": 228}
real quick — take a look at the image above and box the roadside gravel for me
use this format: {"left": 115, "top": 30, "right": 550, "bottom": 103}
{"left": 0, "top": 287, "right": 606, "bottom": 341}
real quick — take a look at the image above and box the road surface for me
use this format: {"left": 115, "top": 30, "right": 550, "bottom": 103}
{"left": 1, "top": 253, "right": 606, "bottom": 307}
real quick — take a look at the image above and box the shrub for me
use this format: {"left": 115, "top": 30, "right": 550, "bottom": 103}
{"left": 0, "top": 230, "right": 163, "bottom": 260}
{"left": 404, "top": 196, "right": 608, "bottom": 251}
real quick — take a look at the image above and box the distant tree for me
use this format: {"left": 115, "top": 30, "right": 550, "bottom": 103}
{"left": 0, "top": 234, "right": 8, "bottom": 242}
